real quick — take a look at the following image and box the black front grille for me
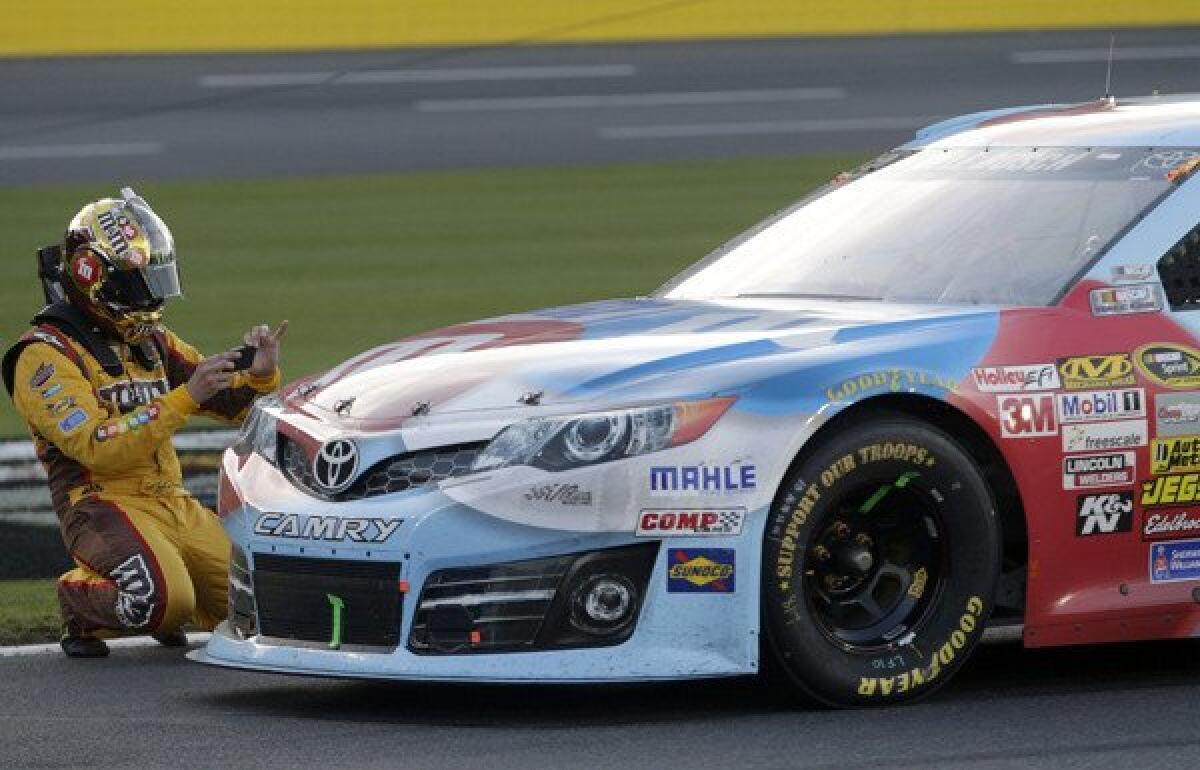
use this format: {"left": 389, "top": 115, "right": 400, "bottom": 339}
{"left": 252, "top": 554, "right": 402, "bottom": 648}
{"left": 410, "top": 554, "right": 573, "bottom": 654}
{"left": 280, "top": 437, "right": 485, "bottom": 501}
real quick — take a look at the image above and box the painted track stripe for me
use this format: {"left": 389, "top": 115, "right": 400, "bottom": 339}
{"left": 0, "top": 142, "right": 163, "bottom": 161}
{"left": 1013, "top": 45, "right": 1200, "bottom": 64}
{"left": 0, "top": 632, "right": 211, "bottom": 658}
{"left": 417, "top": 87, "right": 846, "bottom": 112}
{"left": 199, "top": 72, "right": 329, "bottom": 87}
{"left": 200, "top": 64, "right": 637, "bottom": 88}
{"left": 599, "top": 115, "right": 937, "bottom": 139}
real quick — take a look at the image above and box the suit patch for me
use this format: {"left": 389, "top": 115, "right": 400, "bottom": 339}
{"left": 47, "top": 397, "right": 76, "bottom": 416}
{"left": 96, "top": 404, "right": 161, "bottom": 442}
{"left": 30, "top": 363, "right": 55, "bottom": 388}
{"left": 97, "top": 378, "right": 169, "bottom": 414}
{"left": 58, "top": 409, "right": 87, "bottom": 434}
{"left": 109, "top": 554, "right": 156, "bottom": 629}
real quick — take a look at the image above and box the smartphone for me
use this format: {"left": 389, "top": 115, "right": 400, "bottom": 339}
{"left": 231, "top": 345, "right": 257, "bottom": 371}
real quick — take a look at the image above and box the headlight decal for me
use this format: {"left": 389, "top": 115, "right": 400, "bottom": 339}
{"left": 668, "top": 396, "right": 736, "bottom": 447}
{"left": 473, "top": 396, "right": 736, "bottom": 473}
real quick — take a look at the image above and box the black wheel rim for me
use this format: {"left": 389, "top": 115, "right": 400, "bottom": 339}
{"left": 802, "top": 470, "right": 946, "bottom": 650}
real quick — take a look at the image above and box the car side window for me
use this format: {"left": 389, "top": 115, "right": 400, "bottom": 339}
{"left": 1157, "top": 223, "right": 1200, "bottom": 310}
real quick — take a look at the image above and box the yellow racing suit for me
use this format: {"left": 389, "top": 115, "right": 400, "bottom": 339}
{"left": 2, "top": 307, "right": 278, "bottom": 637}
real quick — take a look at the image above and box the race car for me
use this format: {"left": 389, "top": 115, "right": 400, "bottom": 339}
{"left": 193, "top": 94, "right": 1200, "bottom": 707}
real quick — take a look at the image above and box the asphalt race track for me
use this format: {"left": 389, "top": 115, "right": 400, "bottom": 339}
{"left": 3, "top": 27, "right": 1200, "bottom": 184}
{"left": 3, "top": 637, "right": 1200, "bottom": 769}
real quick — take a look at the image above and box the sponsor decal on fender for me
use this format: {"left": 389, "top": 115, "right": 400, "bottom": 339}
{"left": 1056, "top": 388, "right": 1144, "bottom": 424}
{"left": 1089, "top": 283, "right": 1162, "bottom": 317}
{"left": 1061, "top": 419, "right": 1148, "bottom": 452}
{"left": 1056, "top": 353, "right": 1135, "bottom": 390}
{"left": 1142, "top": 509, "right": 1200, "bottom": 541}
{"left": 637, "top": 508, "right": 745, "bottom": 537}
{"left": 1136, "top": 343, "right": 1200, "bottom": 389}
{"left": 253, "top": 513, "right": 403, "bottom": 543}
{"left": 649, "top": 463, "right": 756, "bottom": 495}
{"left": 1141, "top": 473, "right": 1200, "bottom": 507}
{"left": 1075, "top": 491, "right": 1134, "bottom": 536}
{"left": 1062, "top": 451, "right": 1135, "bottom": 489}
{"left": 1155, "top": 394, "right": 1200, "bottom": 437}
{"left": 824, "top": 369, "right": 956, "bottom": 401}
{"left": 1151, "top": 436, "right": 1200, "bottom": 475}
{"left": 969, "top": 363, "right": 1059, "bottom": 393}
{"left": 997, "top": 393, "right": 1057, "bottom": 437}
{"left": 667, "top": 548, "right": 735, "bottom": 593}
{"left": 524, "top": 483, "right": 592, "bottom": 505}
{"left": 1149, "top": 539, "right": 1200, "bottom": 583}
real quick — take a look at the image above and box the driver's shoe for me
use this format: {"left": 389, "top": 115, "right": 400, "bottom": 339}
{"left": 60, "top": 634, "right": 109, "bottom": 658}
{"left": 151, "top": 629, "right": 188, "bottom": 648}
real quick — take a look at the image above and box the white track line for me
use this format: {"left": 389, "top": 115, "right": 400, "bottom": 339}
{"left": 200, "top": 64, "right": 637, "bottom": 88}
{"left": 0, "top": 142, "right": 163, "bottom": 161}
{"left": 0, "top": 632, "right": 211, "bottom": 658}
{"left": 1013, "top": 45, "right": 1200, "bottom": 64}
{"left": 599, "top": 115, "right": 936, "bottom": 139}
{"left": 417, "top": 87, "right": 845, "bottom": 113}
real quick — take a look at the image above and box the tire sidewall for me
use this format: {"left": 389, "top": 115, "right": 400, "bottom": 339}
{"left": 763, "top": 417, "right": 1000, "bottom": 707}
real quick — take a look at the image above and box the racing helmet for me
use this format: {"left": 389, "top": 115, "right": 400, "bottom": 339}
{"left": 59, "top": 187, "right": 182, "bottom": 343}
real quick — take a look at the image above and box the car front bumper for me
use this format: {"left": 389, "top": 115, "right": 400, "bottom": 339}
{"left": 192, "top": 447, "right": 768, "bottom": 683}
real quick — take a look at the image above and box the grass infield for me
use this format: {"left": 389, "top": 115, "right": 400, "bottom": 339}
{"left": 0, "top": 152, "right": 865, "bottom": 439}
{"left": 0, "top": 579, "right": 60, "bottom": 645}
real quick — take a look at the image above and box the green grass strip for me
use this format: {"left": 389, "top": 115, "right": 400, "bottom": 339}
{"left": 0, "top": 579, "right": 60, "bottom": 645}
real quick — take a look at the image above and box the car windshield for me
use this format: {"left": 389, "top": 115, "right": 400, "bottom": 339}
{"left": 659, "top": 146, "right": 1197, "bottom": 306}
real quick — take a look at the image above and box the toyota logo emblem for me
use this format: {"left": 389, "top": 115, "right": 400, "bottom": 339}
{"left": 312, "top": 439, "right": 359, "bottom": 494}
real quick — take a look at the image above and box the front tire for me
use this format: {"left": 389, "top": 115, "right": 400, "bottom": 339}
{"left": 762, "top": 415, "right": 1000, "bottom": 707}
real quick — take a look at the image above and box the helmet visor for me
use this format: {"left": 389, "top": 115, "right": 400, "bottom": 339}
{"left": 123, "top": 196, "right": 175, "bottom": 269}
{"left": 98, "top": 261, "right": 164, "bottom": 310}
{"left": 116, "top": 190, "right": 181, "bottom": 302}
{"left": 142, "top": 260, "right": 182, "bottom": 300}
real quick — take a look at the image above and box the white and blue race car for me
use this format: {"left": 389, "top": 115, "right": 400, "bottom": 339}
{"left": 194, "top": 95, "right": 1200, "bottom": 707}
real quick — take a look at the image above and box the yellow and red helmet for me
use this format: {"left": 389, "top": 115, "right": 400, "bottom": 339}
{"left": 61, "top": 188, "right": 181, "bottom": 343}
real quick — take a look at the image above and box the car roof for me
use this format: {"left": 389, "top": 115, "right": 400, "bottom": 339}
{"left": 907, "top": 94, "right": 1200, "bottom": 149}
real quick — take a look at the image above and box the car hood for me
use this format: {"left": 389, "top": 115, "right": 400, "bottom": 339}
{"left": 287, "top": 297, "right": 997, "bottom": 428}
